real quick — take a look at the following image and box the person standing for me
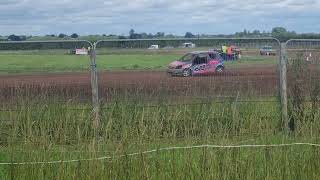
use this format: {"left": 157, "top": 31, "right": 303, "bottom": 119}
{"left": 222, "top": 45, "right": 228, "bottom": 60}
{"left": 227, "top": 46, "right": 233, "bottom": 60}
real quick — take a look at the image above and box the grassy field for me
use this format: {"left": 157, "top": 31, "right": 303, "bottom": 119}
{"left": 0, "top": 54, "right": 177, "bottom": 73}
{"left": 0, "top": 49, "right": 277, "bottom": 74}
{"left": 0, "top": 98, "right": 320, "bottom": 179}
{"left": 2, "top": 48, "right": 317, "bottom": 179}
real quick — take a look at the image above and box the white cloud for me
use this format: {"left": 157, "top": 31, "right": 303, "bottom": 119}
{"left": 0, "top": 0, "right": 319, "bottom": 35}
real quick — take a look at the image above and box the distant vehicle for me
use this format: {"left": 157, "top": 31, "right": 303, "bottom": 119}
{"left": 167, "top": 51, "right": 225, "bottom": 77}
{"left": 69, "top": 48, "right": 89, "bottom": 55}
{"left": 181, "top": 42, "right": 196, "bottom": 48}
{"left": 148, "top": 45, "right": 159, "bottom": 49}
{"left": 75, "top": 48, "right": 88, "bottom": 55}
{"left": 260, "top": 46, "right": 276, "bottom": 56}
{"left": 230, "top": 45, "right": 242, "bottom": 57}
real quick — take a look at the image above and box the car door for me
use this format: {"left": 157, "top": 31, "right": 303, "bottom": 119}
{"left": 207, "top": 53, "right": 219, "bottom": 74}
{"left": 192, "top": 54, "right": 208, "bottom": 75}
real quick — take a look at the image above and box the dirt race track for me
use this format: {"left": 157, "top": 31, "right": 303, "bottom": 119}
{"left": 0, "top": 64, "right": 280, "bottom": 103}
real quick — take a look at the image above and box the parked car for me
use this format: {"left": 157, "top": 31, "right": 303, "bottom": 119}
{"left": 69, "top": 48, "right": 89, "bottom": 55}
{"left": 260, "top": 46, "right": 276, "bottom": 56}
{"left": 148, "top": 45, "right": 159, "bottom": 49}
{"left": 167, "top": 51, "right": 225, "bottom": 77}
{"left": 230, "top": 45, "right": 242, "bottom": 57}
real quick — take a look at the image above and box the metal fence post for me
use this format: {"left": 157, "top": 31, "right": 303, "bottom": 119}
{"left": 280, "top": 43, "right": 288, "bottom": 132}
{"left": 90, "top": 42, "right": 100, "bottom": 133}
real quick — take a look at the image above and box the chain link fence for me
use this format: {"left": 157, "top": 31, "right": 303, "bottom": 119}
{"left": 95, "top": 38, "right": 280, "bottom": 104}
{"left": 0, "top": 38, "right": 283, "bottom": 107}
{"left": 0, "top": 40, "right": 93, "bottom": 104}
{"left": 2, "top": 38, "right": 320, "bottom": 126}
{"left": 2, "top": 38, "right": 320, "bottom": 180}
{"left": 285, "top": 39, "right": 320, "bottom": 130}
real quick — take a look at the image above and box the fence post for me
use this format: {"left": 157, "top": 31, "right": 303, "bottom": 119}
{"left": 280, "top": 43, "right": 288, "bottom": 132}
{"left": 90, "top": 42, "right": 100, "bottom": 134}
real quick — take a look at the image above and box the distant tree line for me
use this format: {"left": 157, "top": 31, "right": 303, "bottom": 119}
{"left": 1, "top": 27, "right": 320, "bottom": 42}
{"left": 7, "top": 34, "right": 28, "bottom": 41}
{"left": 222, "top": 27, "right": 320, "bottom": 42}
{"left": 125, "top": 27, "right": 320, "bottom": 42}
{"left": 0, "top": 41, "right": 91, "bottom": 50}
{"left": 4, "top": 33, "right": 80, "bottom": 41}
{"left": 128, "top": 29, "right": 171, "bottom": 39}
{"left": 95, "top": 38, "right": 278, "bottom": 49}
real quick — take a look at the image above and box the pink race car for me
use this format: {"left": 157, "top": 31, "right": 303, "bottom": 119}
{"left": 167, "top": 51, "right": 225, "bottom": 77}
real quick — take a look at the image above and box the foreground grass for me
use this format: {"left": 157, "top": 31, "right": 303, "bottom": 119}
{"left": 1, "top": 98, "right": 320, "bottom": 179}
{"left": 1, "top": 137, "right": 320, "bottom": 179}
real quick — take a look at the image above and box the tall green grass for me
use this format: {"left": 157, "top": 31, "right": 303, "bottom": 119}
{"left": 0, "top": 51, "right": 319, "bottom": 179}
{"left": 1, "top": 98, "right": 320, "bottom": 179}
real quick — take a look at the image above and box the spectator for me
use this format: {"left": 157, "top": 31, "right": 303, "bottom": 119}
{"left": 221, "top": 45, "right": 228, "bottom": 60}
{"left": 227, "top": 46, "right": 233, "bottom": 60}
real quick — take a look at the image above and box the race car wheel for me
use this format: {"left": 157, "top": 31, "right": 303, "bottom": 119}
{"left": 182, "top": 69, "right": 192, "bottom": 77}
{"left": 216, "top": 66, "right": 224, "bottom": 73}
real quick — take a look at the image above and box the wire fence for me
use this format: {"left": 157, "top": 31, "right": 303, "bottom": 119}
{"left": 0, "top": 40, "right": 94, "bottom": 104}
{"left": 1, "top": 38, "right": 320, "bottom": 180}
{"left": 0, "top": 38, "right": 282, "bottom": 104}
{"left": 95, "top": 38, "right": 280, "bottom": 104}
{"left": 285, "top": 39, "right": 320, "bottom": 129}
{"left": 0, "top": 38, "right": 320, "bottom": 130}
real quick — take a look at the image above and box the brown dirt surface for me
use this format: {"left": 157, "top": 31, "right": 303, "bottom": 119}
{"left": 0, "top": 65, "right": 279, "bottom": 102}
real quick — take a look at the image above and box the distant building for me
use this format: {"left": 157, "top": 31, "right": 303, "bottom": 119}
{"left": 181, "top": 42, "right": 196, "bottom": 48}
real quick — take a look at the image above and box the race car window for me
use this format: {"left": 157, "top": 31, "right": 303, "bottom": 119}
{"left": 209, "top": 53, "right": 216, "bottom": 59}
{"left": 193, "top": 55, "right": 207, "bottom": 65}
{"left": 180, "top": 53, "right": 194, "bottom": 62}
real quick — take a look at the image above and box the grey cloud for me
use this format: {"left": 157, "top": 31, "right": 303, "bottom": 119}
{"left": 0, "top": 0, "right": 319, "bottom": 35}
{"left": 0, "top": 0, "right": 23, "bottom": 5}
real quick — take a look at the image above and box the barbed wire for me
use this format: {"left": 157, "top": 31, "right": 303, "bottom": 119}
{"left": 0, "top": 142, "right": 319, "bottom": 165}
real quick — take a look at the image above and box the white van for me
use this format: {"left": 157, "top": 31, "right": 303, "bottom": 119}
{"left": 148, "top": 45, "right": 159, "bottom": 49}
{"left": 182, "top": 43, "right": 196, "bottom": 48}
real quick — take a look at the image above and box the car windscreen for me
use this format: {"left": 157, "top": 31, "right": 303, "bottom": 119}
{"left": 179, "top": 53, "right": 195, "bottom": 62}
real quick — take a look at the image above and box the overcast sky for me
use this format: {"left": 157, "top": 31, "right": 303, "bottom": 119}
{"left": 0, "top": 0, "right": 319, "bottom": 35}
